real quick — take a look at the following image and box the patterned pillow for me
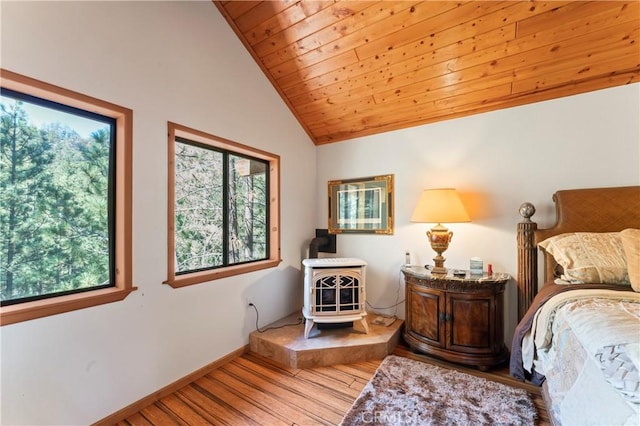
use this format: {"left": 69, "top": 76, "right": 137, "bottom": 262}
{"left": 620, "top": 229, "right": 640, "bottom": 292}
{"left": 538, "top": 232, "right": 630, "bottom": 285}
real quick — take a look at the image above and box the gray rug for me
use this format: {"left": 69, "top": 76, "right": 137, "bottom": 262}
{"left": 340, "top": 355, "right": 537, "bottom": 425}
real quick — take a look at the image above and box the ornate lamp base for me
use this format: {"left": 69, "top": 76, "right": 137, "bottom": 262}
{"left": 431, "top": 255, "right": 447, "bottom": 275}
{"left": 427, "top": 223, "right": 453, "bottom": 274}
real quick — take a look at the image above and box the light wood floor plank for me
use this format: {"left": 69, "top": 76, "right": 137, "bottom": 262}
{"left": 156, "top": 394, "right": 212, "bottom": 425}
{"left": 306, "top": 365, "right": 365, "bottom": 386}
{"left": 117, "top": 412, "right": 153, "bottom": 426}
{"left": 330, "top": 362, "right": 380, "bottom": 380}
{"left": 220, "top": 362, "right": 347, "bottom": 423}
{"left": 346, "top": 379, "right": 368, "bottom": 393}
{"left": 138, "top": 404, "right": 182, "bottom": 425}
{"left": 119, "top": 343, "right": 550, "bottom": 426}
{"left": 232, "top": 356, "right": 356, "bottom": 408}
{"left": 197, "top": 373, "right": 293, "bottom": 426}
{"left": 175, "top": 386, "right": 246, "bottom": 426}
{"left": 207, "top": 366, "right": 327, "bottom": 425}
{"left": 295, "top": 369, "right": 362, "bottom": 399}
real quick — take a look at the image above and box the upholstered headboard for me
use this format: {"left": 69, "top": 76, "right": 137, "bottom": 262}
{"left": 516, "top": 186, "right": 640, "bottom": 320}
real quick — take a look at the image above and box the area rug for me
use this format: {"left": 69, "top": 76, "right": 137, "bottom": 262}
{"left": 340, "top": 355, "right": 536, "bottom": 425}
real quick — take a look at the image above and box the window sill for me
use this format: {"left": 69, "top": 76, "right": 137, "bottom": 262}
{"left": 1, "top": 285, "right": 137, "bottom": 326}
{"left": 165, "top": 258, "right": 282, "bottom": 288}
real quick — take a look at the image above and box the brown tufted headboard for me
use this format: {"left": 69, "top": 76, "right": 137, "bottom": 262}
{"left": 516, "top": 186, "right": 640, "bottom": 320}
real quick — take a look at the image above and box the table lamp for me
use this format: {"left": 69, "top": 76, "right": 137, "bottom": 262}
{"left": 411, "top": 188, "right": 470, "bottom": 274}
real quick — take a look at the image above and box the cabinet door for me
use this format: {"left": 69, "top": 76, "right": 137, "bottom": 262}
{"left": 407, "top": 285, "right": 445, "bottom": 348}
{"left": 446, "top": 292, "right": 496, "bottom": 354}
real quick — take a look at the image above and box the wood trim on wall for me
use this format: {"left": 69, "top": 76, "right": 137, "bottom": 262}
{"left": 164, "top": 121, "right": 282, "bottom": 288}
{"left": 0, "top": 68, "right": 135, "bottom": 326}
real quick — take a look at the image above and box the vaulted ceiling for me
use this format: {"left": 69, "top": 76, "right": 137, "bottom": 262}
{"left": 215, "top": 1, "right": 640, "bottom": 145}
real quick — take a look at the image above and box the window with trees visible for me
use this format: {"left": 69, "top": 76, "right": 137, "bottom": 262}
{"left": 0, "top": 69, "right": 133, "bottom": 325}
{"left": 166, "top": 123, "right": 280, "bottom": 288}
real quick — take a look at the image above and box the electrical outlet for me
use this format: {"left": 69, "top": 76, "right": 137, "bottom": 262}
{"left": 404, "top": 250, "right": 411, "bottom": 265}
{"left": 246, "top": 297, "right": 254, "bottom": 307}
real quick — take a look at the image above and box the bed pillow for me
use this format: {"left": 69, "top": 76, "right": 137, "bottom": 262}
{"left": 538, "top": 232, "right": 630, "bottom": 285}
{"left": 620, "top": 229, "right": 640, "bottom": 292}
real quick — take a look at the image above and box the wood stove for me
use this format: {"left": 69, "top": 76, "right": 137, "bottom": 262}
{"left": 302, "top": 258, "right": 369, "bottom": 338}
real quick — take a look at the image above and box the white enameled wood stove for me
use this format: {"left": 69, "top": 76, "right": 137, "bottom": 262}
{"left": 302, "top": 258, "right": 369, "bottom": 338}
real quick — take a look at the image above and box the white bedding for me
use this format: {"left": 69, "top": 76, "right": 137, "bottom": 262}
{"left": 522, "top": 289, "right": 640, "bottom": 425}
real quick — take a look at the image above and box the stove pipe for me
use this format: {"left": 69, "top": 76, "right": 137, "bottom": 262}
{"left": 308, "top": 229, "right": 336, "bottom": 258}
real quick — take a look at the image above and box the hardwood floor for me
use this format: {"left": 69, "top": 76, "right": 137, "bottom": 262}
{"left": 117, "top": 343, "right": 550, "bottom": 425}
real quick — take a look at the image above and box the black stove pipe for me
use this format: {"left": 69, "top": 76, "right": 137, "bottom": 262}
{"left": 308, "top": 229, "right": 336, "bottom": 259}
{"left": 309, "top": 237, "right": 328, "bottom": 259}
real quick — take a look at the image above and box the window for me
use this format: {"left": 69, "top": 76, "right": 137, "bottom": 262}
{"left": 0, "top": 69, "right": 134, "bottom": 325}
{"left": 166, "top": 122, "right": 280, "bottom": 288}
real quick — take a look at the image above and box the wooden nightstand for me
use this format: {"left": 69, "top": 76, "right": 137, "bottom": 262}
{"left": 401, "top": 266, "right": 510, "bottom": 370}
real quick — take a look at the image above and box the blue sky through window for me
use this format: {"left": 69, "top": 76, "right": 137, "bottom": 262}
{"left": 1, "top": 95, "right": 106, "bottom": 138}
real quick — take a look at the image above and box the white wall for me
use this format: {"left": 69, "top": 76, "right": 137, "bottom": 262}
{"left": 316, "top": 83, "right": 640, "bottom": 343}
{"left": 1, "top": 2, "right": 316, "bottom": 425}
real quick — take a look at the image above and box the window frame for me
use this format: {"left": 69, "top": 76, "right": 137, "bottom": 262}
{"left": 0, "top": 69, "right": 135, "bottom": 326}
{"left": 166, "top": 122, "right": 281, "bottom": 288}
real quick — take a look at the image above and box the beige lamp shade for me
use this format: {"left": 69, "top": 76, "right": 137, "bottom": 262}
{"left": 411, "top": 188, "right": 471, "bottom": 224}
{"left": 411, "top": 188, "right": 470, "bottom": 274}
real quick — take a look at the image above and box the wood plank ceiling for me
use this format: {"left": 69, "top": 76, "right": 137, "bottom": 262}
{"left": 214, "top": 1, "right": 640, "bottom": 145}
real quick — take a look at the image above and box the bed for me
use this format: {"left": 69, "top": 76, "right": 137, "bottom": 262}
{"left": 509, "top": 186, "right": 640, "bottom": 425}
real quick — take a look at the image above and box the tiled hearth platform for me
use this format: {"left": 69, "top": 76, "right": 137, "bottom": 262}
{"left": 250, "top": 312, "right": 403, "bottom": 368}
